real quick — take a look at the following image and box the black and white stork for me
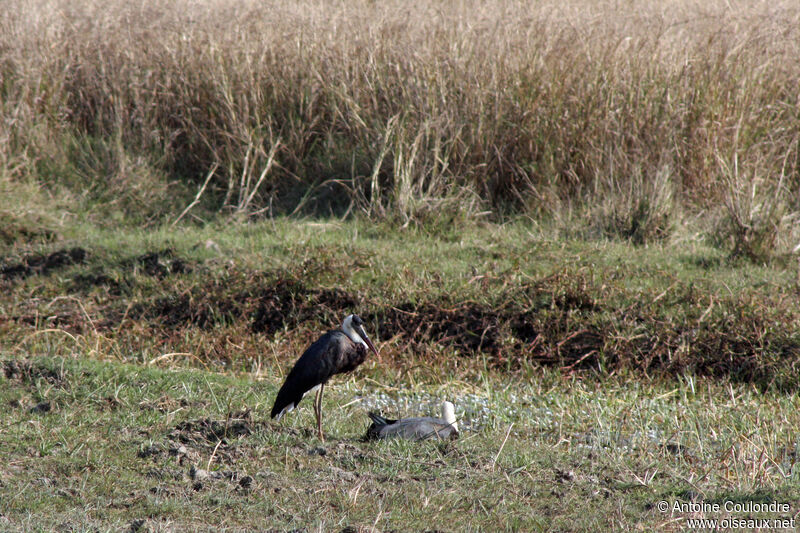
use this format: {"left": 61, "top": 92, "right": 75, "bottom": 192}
{"left": 365, "top": 401, "right": 459, "bottom": 441}
{"left": 270, "top": 314, "right": 379, "bottom": 441}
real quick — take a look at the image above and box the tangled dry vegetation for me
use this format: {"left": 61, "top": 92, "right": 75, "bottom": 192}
{"left": 2, "top": 0, "right": 800, "bottom": 257}
{"left": 2, "top": 234, "right": 799, "bottom": 390}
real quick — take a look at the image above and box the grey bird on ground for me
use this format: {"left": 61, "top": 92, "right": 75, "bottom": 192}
{"left": 271, "top": 314, "right": 379, "bottom": 442}
{"left": 365, "top": 401, "right": 459, "bottom": 441}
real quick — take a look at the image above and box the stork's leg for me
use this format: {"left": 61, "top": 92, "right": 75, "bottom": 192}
{"left": 314, "top": 384, "right": 325, "bottom": 442}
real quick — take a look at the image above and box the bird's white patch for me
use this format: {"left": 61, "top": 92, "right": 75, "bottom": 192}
{"left": 276, "top": 402, "right": 296, "bottom": 421}
{"left": 276, "top": 385, "right": 321, "bottom": 421}
{"left": 341, "top": 314, "right": 366, "bottom": 346}
{"left": 442, "top": 401, "right": 458, "bottom": 432}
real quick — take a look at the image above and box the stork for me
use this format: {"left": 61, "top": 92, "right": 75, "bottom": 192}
{"left": 365, "top": 401, "right": 459, "bottom": 441}
{"left": 270, "top": 314, "right": 379, "bottom": 441}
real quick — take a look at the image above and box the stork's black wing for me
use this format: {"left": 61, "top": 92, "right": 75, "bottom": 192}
{"left": 271, "top": 330, "right": 360, "bottom": 419}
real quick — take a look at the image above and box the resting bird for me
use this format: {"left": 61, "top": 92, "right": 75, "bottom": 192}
{"left": 271, "top": 314, "right": 379, "bottom": 441}
{"left": 365, "top": 401, "right": 459, "bottom": 441}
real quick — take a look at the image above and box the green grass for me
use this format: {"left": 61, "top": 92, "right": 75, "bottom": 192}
{"left": 2, "top": 218, "right": 798, "bottom": 385}
{"left": 1, "top": 355, "right": 799, "bottom": 531}
{"left": 1, "top": 218, "right": 800, "bottom": 530}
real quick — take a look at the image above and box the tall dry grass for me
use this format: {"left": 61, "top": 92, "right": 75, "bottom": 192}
{"left": 1, "top": 0, "right": 799, "bottom": 250}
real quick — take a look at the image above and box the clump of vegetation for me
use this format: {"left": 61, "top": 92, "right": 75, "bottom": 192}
{"left": 717, "top": 152, "right": 797, "bottom": 262}
{"left": 0, "top": 173, "right": 60, "bottom": 245}
{"left": 590, "top": 164, "right": 677, "bottom": 244}
{"left": 2, "top": 222, "right": 799, "bottom": 389}
{"left": 1, "top": 0, "right": 799, "bottom": 255}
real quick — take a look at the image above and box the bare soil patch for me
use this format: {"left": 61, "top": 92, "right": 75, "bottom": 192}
{"left": 126, "top": 272, "right": 357, "bottom": 334}
{"left": 2, "top": 359, "right": 68, "bottom": 389}
{"left": 0, "top": 247, "right": 86, "bottom": 280}
{"left": 170, "top": 415, "right": 254, "bottom": 445}
{"left": 132, "top": 249, "right": 193, "bottom": 278}
{"left": 3, "top": 246, "right": 799, "bottom": 388}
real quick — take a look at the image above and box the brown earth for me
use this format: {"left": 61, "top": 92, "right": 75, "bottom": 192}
{"left": 2, "top": 248, "right": 799, "bottom": 388}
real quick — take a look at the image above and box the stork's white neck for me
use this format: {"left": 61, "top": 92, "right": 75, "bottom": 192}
{"left": 442, "top": 401, "right": 458, "bottom": 431}
{"left": 341, "top": 315, "right": 366, "bottom": 346}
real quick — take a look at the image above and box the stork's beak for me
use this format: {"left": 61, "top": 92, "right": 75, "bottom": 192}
{"left": 357, "top": 325, "right": 380, "bottom": 358}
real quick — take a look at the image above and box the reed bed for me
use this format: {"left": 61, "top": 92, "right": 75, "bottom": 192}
{"left": 2, "top": 0, "right": 799, "bottom": 254}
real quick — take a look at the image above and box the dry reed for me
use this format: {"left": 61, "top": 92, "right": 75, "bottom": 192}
{"left": 1, "top": 0, "right": 799, "bottom": 251}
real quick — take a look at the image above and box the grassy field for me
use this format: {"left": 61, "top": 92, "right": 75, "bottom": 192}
{"left": 2, "top": 353, "right": 800, "bottom": 532}
{"left": 2, "top": 221, "right": 800, "bottom": 531}
{"left": 3, "top": 0, "right": 800, "bottom": 530}
{"left": 2, "top": 220, "right": 799, "bottom": 385}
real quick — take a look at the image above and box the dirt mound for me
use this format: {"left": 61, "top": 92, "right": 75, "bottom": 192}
{"left": 68, "top": 271, "right": 123, "bottom": 294}
{"left": 4, "top": 245, "right": 792, "bottom": 386}
{"left": 369, "top": 302, "right": 509, "bottom": 355}
{"left": 3, "top": 359, "right": 68, "bottom": 388}
{"left": 134, "top": 249, "right": 192, "bottom": 278}
{"left": 66, "top": 249, "right": 192, "bottom": 293}
{"left": 365, "top": 274, "right": 603, "bottom": 367}
{"left": 367, "top": 302, "right": 602, "bottom": 368}
{"left": 127, "top": 272, "right": 358, "bottom": 334}
{"left": 121, "top": 268, "right": 605, "bottom": 369}
{"left": 170, "top": 416, "right": 253, "bottom": 444}
{"left": 0, "top": 247, "right": 86, "bottom": 280}
{"left": 251, "top": 281, "right": 357, "bottom": 335}
{"left": 148, "top": 410, "right": 265, "bottom": 467}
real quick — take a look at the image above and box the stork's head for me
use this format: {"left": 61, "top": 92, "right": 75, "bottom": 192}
{"left": 342, "top": 314, "right": 379, "bottom": 357}
{"left": 442, "top": 401, "right": 458, "bottom": 432}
